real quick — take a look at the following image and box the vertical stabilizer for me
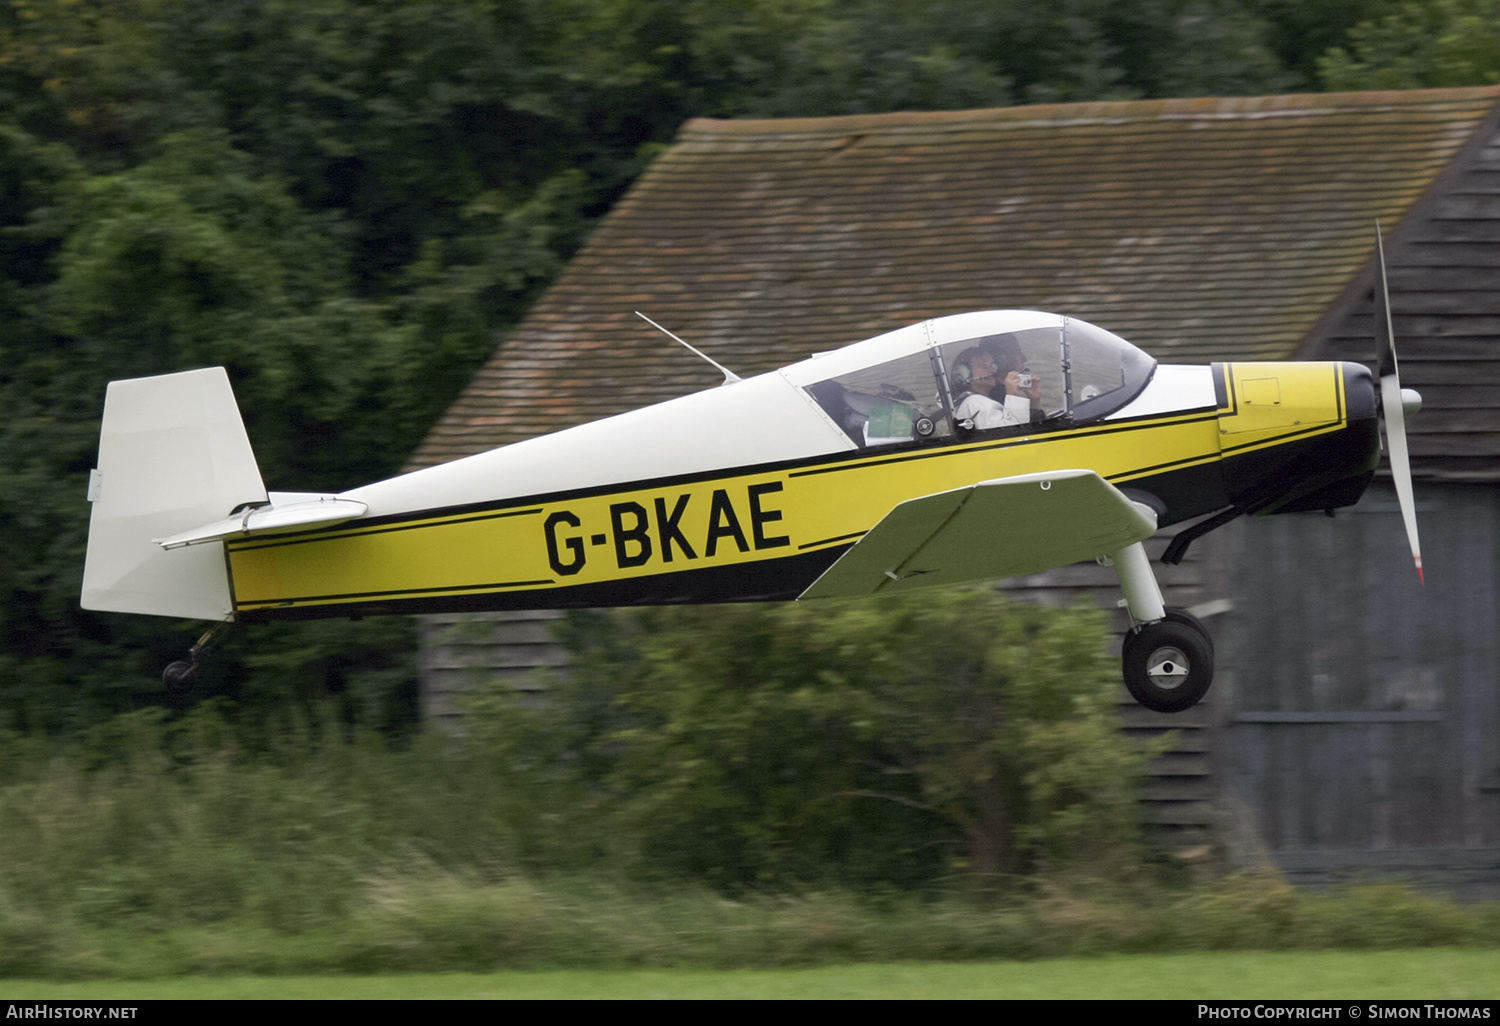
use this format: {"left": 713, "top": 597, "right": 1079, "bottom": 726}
{"left": 81, "top": 368, "right": 267, "bottom": 620}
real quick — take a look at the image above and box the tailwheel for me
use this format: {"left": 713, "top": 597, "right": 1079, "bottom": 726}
{"left": 160, "top": 620, "right": 231, "bottom": 691}
{"left": 1122, "top": 614, "right": 1214, "bottom": 713}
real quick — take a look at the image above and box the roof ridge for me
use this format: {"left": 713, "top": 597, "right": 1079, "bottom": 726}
{"left": 679, "top": 86, "right": 1500, "bottom": 139}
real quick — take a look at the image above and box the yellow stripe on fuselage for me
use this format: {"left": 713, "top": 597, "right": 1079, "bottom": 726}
{"left": 227, "top": 365, "right": 1347, "bottom": 613}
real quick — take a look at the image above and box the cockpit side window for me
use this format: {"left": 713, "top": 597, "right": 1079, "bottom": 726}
{"left": 804, "top": 351, "right": 952, "bottom": 448}
{"left": 938, "top": 326, "right": 1066, "bottom": 433}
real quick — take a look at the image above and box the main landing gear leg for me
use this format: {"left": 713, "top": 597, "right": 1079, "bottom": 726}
{"left": 1104, "top": 542, "right": 1214, "bottom": 714}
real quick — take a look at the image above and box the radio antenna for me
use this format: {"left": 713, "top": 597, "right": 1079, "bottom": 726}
{"left": 635, "top": 311, "right": 741, "bottom": 386}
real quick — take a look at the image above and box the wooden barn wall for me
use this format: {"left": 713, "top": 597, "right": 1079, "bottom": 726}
{"left": 418, "top": 521, "right": 1232, "bottom": 839}
{"left": 1307, "top": 106, "right": 1500, "bottom": 483}
{"left": 995, "top": 525, "right": 1232, "bottom": 843}
{"left": 419, "top": 609, "right": 567, "bottom": 724}
{"left": 1275, "top": 116, "right": 1500, "bottom": 893}
{"left": 1219, "top": 482, "right": 1500, "bottom": 897}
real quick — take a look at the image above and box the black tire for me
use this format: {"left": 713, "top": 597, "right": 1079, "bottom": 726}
{"left": 162, "top": 660, "right": 196, "bottom": 690}
{"left": 1160, "top": 607, "right": 1214, "bottom": 656}
{"left": 1122, "top": 620, "right": 1214, "bottom": 713}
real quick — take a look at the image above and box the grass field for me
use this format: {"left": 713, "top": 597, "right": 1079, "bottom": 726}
{"left": 2, "top": 949, "right": 1498, "bottom": 999}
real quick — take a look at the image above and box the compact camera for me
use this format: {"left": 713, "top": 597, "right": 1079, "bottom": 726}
{"left": 1017, "top": 372, "right": 1034, "bottom": 389}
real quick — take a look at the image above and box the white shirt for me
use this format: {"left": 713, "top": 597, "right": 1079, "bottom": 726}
{"left": 954, "top": 391, "right": 1031, "bottom": 430}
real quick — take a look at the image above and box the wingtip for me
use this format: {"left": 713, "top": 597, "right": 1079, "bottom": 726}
{"left": 1415, "top": 557, "right": 1425, "bottom": 586}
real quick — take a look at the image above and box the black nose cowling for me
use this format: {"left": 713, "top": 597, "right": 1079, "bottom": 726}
{"left": 1221, "top": 362, "right": 1381, "bottom": 516}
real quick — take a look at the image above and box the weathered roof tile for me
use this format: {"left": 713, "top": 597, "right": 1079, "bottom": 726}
{"left": 410, "top": 87, "right": 1500, "bottom": 473}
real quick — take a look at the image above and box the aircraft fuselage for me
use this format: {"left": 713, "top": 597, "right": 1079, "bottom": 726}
{"left": 227, "top": 358, "right": 1377, "bottom": 621}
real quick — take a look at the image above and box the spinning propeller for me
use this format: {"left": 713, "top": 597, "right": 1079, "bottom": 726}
{"left": 1373, "top": 223, "right": 1425, "bottom": 585}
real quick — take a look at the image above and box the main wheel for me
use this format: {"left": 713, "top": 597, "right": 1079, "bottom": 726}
{"left": 1122, "top": 620, "right": 1213, "bottom": 713}
{"left": 1160, "top": 607, "right": 1214, "bottom": 656}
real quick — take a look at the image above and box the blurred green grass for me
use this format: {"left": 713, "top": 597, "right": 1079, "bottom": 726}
{"left": 2, "top": 874, "right": 1499, "bottom": 979}
{"left": 2, "top": 708, "right": 1500, "bottom": 979}
{"left": 2, "top": 949, "right": 1498, "bottom": 999}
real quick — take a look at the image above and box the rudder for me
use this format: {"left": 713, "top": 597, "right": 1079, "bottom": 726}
{"left": 82, "top": 367, "right": 267, "bottom": 620}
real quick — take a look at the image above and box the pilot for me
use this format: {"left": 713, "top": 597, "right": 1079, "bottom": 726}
{"left": 951, "top": 348, "right": 1036, "bottom": 430}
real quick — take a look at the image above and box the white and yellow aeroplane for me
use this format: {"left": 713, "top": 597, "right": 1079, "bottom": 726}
{"left": 81, "top": 247, "right": 1423, "bottom": 714}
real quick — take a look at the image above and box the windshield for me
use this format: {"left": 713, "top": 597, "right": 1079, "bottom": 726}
{"left": 1063, "top": 318, "right": 1156, "bottom": 421}
{"left": 801, "top": 314, "right": 1156, "bottom": 449}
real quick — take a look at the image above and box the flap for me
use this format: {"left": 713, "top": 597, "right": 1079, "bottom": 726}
{"left": 158, "top": 497, "right": 368, "bottom": 549}
{"left": 799, "top": 469, "right": 1156, "bottom": 599}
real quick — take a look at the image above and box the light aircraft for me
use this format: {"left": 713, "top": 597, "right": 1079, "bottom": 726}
{"left": 80, "top": 241, "right": 1423, "bottom": 714}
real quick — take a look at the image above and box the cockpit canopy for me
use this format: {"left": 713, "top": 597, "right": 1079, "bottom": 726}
{"left": 791, "top": 311, "right": 1156, "bottom": 449}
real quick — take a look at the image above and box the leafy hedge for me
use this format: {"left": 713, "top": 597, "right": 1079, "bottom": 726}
{"left": 467, "top": 592, "right": 1164, "bottom": 894}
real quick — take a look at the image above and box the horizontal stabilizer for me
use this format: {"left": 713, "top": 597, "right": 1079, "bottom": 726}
{"left": 800, "top": 469, "right": 1157, "bottom": 599}
{"left": 159, "top": 496, "right": 368, "bottom": 549}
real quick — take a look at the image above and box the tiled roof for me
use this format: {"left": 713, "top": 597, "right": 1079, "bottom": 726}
{"left": 410, "top": 87, "right": 1500, "bottom": 469}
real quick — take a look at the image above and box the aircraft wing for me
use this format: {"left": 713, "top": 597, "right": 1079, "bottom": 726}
{"left": 799, "top": 469, "right": 1157, "bottom": 599}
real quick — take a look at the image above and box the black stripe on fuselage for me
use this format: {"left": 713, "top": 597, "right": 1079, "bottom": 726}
{"left": 239, "top": 577, "right": 557, "bottom": 608}
{"left": 798, "top": 530, "right": 869, "bottom": 551}
{"left": 235, "top": 547, "right": 852, "bottom": 622}
{"left": 227, "top": 404, "right": 1225, "bottom": 552}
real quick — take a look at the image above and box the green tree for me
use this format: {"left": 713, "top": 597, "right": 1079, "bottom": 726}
{"left": 1319, "top": 0, "right": 1500, "bottom": 89}
{"left": 1247, "top": 0, "right": 1382, "bottom": 88}
{"left": 0, "top": 2, "right": 589, "bottom": 734}
{"left": 0, "top": 0, "right": 1385, "bottom": 739}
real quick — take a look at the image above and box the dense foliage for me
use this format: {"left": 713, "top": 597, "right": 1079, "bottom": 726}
{"left": 0, "top": 0, "right": 1484, "bottom": 735}
{"left": 0, "top": 609, "right": 1496, "bottom": 978}
{"left": 1320, "top": 0, "right": 1500, "bottom": 88}
{"left": 466, "top": 593, "right": 1164, "bottom": 895}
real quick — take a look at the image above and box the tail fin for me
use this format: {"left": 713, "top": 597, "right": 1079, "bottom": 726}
{"left": 82, "top": 368, "right": 267, "bottom": 620}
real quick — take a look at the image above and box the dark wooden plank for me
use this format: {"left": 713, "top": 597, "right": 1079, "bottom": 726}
{"left": 1424, "top": 193, "right": 1500, "bottom": 218}
{"left": 1333, "top": 316, "right": 1500, "bottom": 340}
{"left": 1398, "top": 241, "right": 1500, "bottom": 268}
{"left": 424, "top": 646, "right": 572, "bottom": 671}
{"left": 1408, "top": 385, "right": 1500, "bottom": 409}
{"left": 423, "top": 610, "right": 566, "bottom": 625}
{"left": 1402, "top": 219, "right": 1500, "bottom": 242}
{"left": 1275, "top": 847, "right": 1500, "bottom": 870}
{"left": 1140, "top": 803, "right": 1216, "bottom": 826}
{"left": 1126, "top": 731, "right": 1211, "bottom": 754}
{"left": 1403, "top": 408, "right": 1500, "bottom": 435}
{"left": 1398, "top": 362, "right": 1500, "bottom": 385}
{"left": 1384, "top": 291, "right": 1500, "bottom": 315}
{"left": 1141, "top": 777, "right": 1215, "bottom": 801}
{"left": 1409, "top": 458, "right": 1500, "bottom": 481}
{"left": 1389, "top": 264, "right": 1500, "bottom": 290}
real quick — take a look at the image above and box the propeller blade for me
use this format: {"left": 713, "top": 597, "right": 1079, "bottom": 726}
{"left": 1373, "top": 222, "right": 1424, "bottom": 585}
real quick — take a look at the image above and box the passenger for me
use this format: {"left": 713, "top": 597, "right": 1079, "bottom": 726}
{"left": 978, "top": 333, "right": 1044, "bottom": 419}
{"left": 950, "top": 348, "right": 1033, "bottom": 430}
